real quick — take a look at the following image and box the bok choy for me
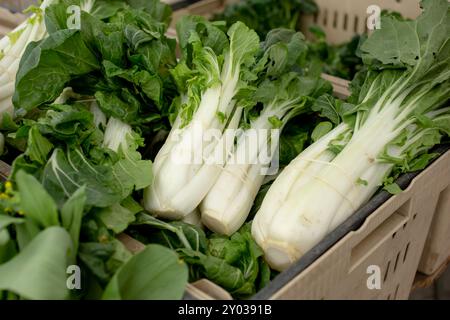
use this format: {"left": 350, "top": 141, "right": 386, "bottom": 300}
{"left": 0, "top": 0, "right": 53, "bottom": 119}
{"left": 200, "top": 29, "right": 332, "bottom": 235}
{"left": 252, "top": 0, "right": 450, "bottom": 271}
{"left": 144, "top": 16, "right": 260, "bottom": 220}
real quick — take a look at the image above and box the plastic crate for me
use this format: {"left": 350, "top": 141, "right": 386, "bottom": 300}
{"left": 300, "top": 0, "right": 422, "bottom": 44}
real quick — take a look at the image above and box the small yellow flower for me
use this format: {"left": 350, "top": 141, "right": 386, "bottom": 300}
{"left": 0, "top": 193, "right": 10, "bottom": 199}
{"left": 18, "top": 210, "right": 25, "bottom": 216}
{"left": 4, "top": 181, "right": 13, "bottom": 191}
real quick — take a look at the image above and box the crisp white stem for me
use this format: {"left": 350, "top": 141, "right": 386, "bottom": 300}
{"left": 252, "top": 93, "right": 417, "bottom": 270}
{"left": 162, "top": 107, "right": 243, "bottom": 218}
{"left": 145, "top": 106, "right": 243, "bottom": 219}
{"left": 251, "top": 123, "right": 350, "bottom": 263}
{"left": 0, "top": 98, "right": 13, "bottom": 118}
{"left": 181, "top": 209, "right": 204, "bottom": 229}
{"left": 90, "top": 101, "right": 107, "bottom": 128}
{"left": 328, "top": 161, "right": 392, "bottom": 231}
{"left": 103, "top": 118, "right": 131, "bottom": 153}
{"left": 200, "top": 104, "right": 299, "bottom": 235}
{"left": 201, "top": 127, "right": 272, "bottom": 234}
{"left": 0, "top": 82, "right": 14, "bottom": 100}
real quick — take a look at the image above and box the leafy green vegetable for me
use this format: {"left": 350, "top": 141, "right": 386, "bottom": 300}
{"left": 14, "top": 0, "right": 177, "bottom": 129}
{"left": 42, "top": 148, "right": 127, "bottom": 208}
{"left": 25, "top": 126, "right": 53, "bottom": 165}
{"left": 199, "top": 28, "right": 333, "bottom": 236}
{"left": 145, "top": 16, "right": 262, "bottom": 220}
{"left": 132, "top": 213, "right": 268, "bottom": 298}
{"left": 16, "top": 170, "right": 59, "bottom": 228}
{"left": 384, "top": 183, "right": 403, "bottom": 195}
{"left": 98, "top": 203, "right": 136, "bottom": 234}
{"left": 13, "top": 30, "right": 100, "bottom": 111}
{"left": 102, "top": 244, "right": 188, "bottom": 300}
{"left": 179, "top": 223, "right": 266, "bottom": 298}
{"left": 61, "top": 186, "right": 86, "bottom": 254}
{"left": 0, "top": 227, "right": 72, "bottom": 300}
{"left": 214, "top": 0, "right": 318, "bottom": 39}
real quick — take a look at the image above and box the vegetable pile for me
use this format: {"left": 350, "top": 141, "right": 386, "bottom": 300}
{"left": 0, "top": 0, "right": 449, "bottom": 300}
{"left": 1, "top": 0, "right": 186, "bottom": 300}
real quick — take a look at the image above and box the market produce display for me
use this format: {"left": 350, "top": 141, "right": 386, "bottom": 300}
{"left": 0, "top": 0, "right": 449, "bottom": 300}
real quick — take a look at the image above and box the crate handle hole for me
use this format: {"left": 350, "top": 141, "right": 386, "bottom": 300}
{"left": 392, "top": 232, "right": 397, "bottom": 239}
{"left": 383, "top": 260, "right": 391, "bottom": 283}
{"left": 403, "top": 242, "right": 410, "bottom": 263}
{"left": 393, "top": 251, "right": 401, "bottom": 273}
{"left": 353, "top": 15, "right": 359, "bottom": 33}
{"left": 394, "top": 283, "right": 400, "bottom": 299}
{"left": 323, "top": 9, "right": 328, "bottom": 26}
{"left": 403, "top": 222, "right": 407, "bottom": 229}
{"left": 343, "top": 13, "right": 348, "bottom": 31}
{"left": 333, "top": 11, "right": 338, "bottom": 28}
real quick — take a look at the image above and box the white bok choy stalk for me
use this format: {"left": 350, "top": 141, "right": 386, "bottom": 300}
{"left": 200, "top": 29, "right": 332, "bottom": 235}
{"left": 252, "top": 0, "right": 450, "bottom": 271}
{"left": 101, "top": 112, "right": 153, "bottom": 192}
{"left": 53, "top": 87, "right": 153, "bottom": 192}
{"left": 144, "top": 17, "right": 260, "bottom": 220}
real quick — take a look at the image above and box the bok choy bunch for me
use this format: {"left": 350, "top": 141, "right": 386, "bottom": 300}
{"left": 200, "top": 29, "right": 332, "bottom": 235}
{"left": 144, "top": 16, "right": 260, "bottom": 220}
{"left": 0, "top": 0, "right": 100, "bottom": 119}
{"left": 252, "top": 0, "right": 450, "bottom": 271}
{"left": 9, "top": 0, "right": 178, "bottom": 205}
{"left": 0, "top": 0, "right": 53, "bottom": 118}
